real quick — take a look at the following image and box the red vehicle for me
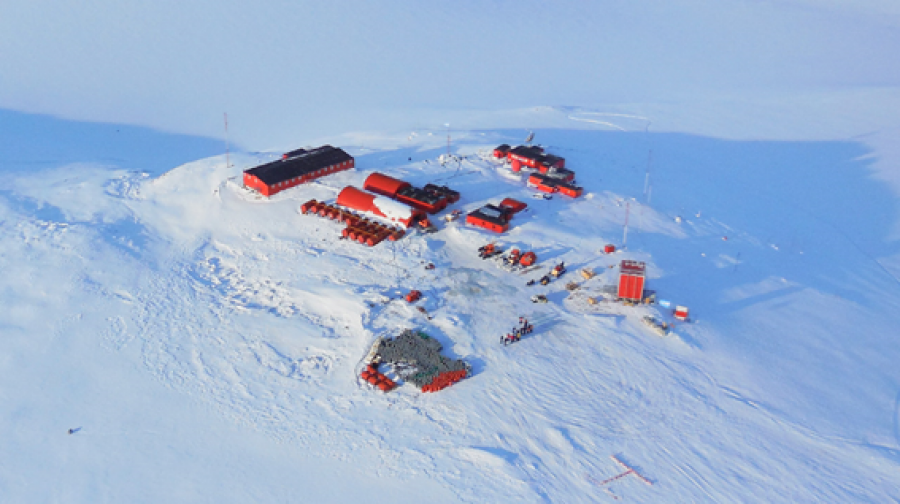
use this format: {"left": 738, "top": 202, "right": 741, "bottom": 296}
{"left": 405, "top": 290, "right": 422, "bottom": 303}
{"left": 478, "top": 243, "right": 502, "bottom": 259}
{"left": 520, "top": 251, "right": 537, "bottom": 267}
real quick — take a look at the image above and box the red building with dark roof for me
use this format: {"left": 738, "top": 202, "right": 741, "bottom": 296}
{"left": 506, "top": 145, "right": 565, "bottom": 173}
{"left": 363, "top": 172, "right": 451, "bottom": 214}
{"left": 527, "top": 173, "right": 583, "bottom": 198}
{"left": 243, "top": 145, "right": 354, "bottom": 197}
{"left": 465, "top": 198, "right": 527, "bottom": 234}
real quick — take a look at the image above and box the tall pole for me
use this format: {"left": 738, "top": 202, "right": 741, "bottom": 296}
{"left": 224, "top": 112, "right": 230, "bottom": 169}
{"left": 643, "top": 149, "right": 652, "bottom": 200}
{"left": 446, "top": 123, "right": 451, "bottom": 158}
{"left": 623, "top": 200, "right": 630, "bottom": 249}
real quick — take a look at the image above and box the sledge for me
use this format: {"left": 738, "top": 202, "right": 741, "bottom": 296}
{"left": 642, "top": 315, "right": 669, "bottom": 337}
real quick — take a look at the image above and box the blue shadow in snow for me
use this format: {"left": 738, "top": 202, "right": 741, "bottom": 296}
{"left": 488, "top": 128, "right": 900, "bottom": 310}
{"left": 0, "top": 108, "right": 225, "bottom": 175}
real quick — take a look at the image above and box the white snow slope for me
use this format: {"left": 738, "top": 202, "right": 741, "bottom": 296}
{"left": 2, "top": 100, "right": 900, "bottom": 503}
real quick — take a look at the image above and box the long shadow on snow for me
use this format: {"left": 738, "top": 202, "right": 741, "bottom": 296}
{"left": 487, "top": 127, "right": 900, "bottom": 310}
{"left": 483, "top": 127, "right": 900, "bottom": 449}
{"left": 0, "top": 188, "right": 155, "bottom": 264}
{"left": 0, "top": 108, "right": 224, "bottom": 176}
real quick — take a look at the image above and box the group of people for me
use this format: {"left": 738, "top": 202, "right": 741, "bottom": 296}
{"left": 502, "top": 317, "right": 533, "bottom": 345}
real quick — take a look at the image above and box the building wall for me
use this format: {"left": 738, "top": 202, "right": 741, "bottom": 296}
{"left": 618, "top": 274, "right": 645, "bottom": 301}
{"left": 247, "top": 159, "right": 355, "bottom": 197}
{"left": 466, "top": 215, "right": 508, "bottom": 233}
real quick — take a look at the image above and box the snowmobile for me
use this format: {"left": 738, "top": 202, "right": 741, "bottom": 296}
{"left": 501, "top": 318, "right": 534, "bottom": 345}
{"left": 550, "top": 261, "right": 567, "bottom": 278}
{"left": 501, "top": 332, "right": 521, "bottom": 345}
{"left": 478, "top": 243, "right": 503, "bottom": 259}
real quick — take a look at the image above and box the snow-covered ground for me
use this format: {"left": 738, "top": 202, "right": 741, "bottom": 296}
{"left": 2, "top": 100, "right": 900, "bottom": 502}
{"left": 3, "top": 1, "right": 900, "bottom": 502}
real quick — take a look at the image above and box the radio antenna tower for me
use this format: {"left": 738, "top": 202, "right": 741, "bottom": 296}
{"left": 643, "top": 149, "right": 652, "bottom": 202}
{"left": 224, "top": 112, "right": 230, "bottom": 169}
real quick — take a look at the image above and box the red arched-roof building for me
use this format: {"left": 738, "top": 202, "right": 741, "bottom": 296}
{"left": 363, "top": 172, "right": 450, "bottom": 214}
{"left": 336, "top": 186, "right": 426, "bottom": 228}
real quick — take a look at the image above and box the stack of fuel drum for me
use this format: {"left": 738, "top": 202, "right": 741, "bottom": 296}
{"left": 365, "top": 329, "right": 470, "bottom": 393}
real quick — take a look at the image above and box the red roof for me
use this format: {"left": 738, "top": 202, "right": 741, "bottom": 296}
{"left": 499, "top": 198, "right": 527, "bottom": 214}
{"left": 619, "top": 260, "right": 646, "bottom": 276}
{"left": 364, "top": 172, "right": 411, "bottom": 198}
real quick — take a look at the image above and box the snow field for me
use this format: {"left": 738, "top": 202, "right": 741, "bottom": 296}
{"left": 2, "top": 116, "right": 900, "bottom": 502}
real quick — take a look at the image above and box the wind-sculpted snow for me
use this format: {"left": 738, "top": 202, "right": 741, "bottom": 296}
{"left": 2, "top": 118, "right": 900, "bottom": 502}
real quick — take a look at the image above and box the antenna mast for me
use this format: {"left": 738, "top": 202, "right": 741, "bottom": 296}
{"left": 643, "top": 149, "right": 652, "bottom": 202}
{"left": 623, "top": 200, "right": 630, "bottom": 249}
{"left": 224, "top": 112, "right": 230, "bottom": 169}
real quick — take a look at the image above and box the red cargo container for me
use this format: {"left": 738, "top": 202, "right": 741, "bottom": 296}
{"left": 617, "top": 260, "right": 646, "bottom": 302}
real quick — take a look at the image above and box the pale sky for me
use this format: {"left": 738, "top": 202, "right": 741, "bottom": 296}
{"left": 2, "top": 0, "right": 898, "bottom": 147}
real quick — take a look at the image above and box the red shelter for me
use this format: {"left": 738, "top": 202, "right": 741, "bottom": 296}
{"left": 363, "top": 172, "right": 450, "bottom": 214}
{"left": 363, "top": 172, "right": 410, "bottom": 198}
{"left": 617, "top": 260, "right": 646, "bottom": 302}
{"left": 336, "top": 186, "right": 425, "bottom": 228}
